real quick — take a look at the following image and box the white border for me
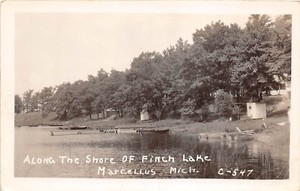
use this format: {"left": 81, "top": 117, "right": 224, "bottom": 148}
{"left": 1, "top": 1, "right": 300, "bottom": 191}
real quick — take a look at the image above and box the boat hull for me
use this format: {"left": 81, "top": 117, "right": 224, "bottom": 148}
{"left": 198, "top": 132, "right": 255, "bottom": 141}
{"left": 58, "top": 126, "right": 88, "bottom": 130}
{"left": 237, "top": 134, "right": 255, "bottom": 141}
{"left": 136, "top": 129, "right": 169, "bottom": 134}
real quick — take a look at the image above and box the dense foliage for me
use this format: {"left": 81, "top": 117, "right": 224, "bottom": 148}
{"left": 16, "top": 15, "right": 291, "bottom": 120}
{"left": 213, "top": 89, "right": 241, "bottom": 118}
{"left": 15, "top": 95, "right": 23, "bottom": 114}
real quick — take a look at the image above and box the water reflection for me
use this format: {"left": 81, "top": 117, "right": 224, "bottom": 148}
{"left": 15, "top": 127, "right": 289, "bottom": 179}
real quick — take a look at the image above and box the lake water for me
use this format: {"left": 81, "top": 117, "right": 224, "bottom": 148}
{"left": 15, "top": 127, "right": 289, "bottom": 179}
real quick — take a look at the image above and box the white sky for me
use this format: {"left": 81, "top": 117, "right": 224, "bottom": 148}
{"left": 15, "top": 13, "right": 251, "bottom": 95}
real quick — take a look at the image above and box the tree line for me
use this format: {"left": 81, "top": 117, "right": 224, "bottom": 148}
{"left": 15, "top": 15, "right": 291, "bottom": 121}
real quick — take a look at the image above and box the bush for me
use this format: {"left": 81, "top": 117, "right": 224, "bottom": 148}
{"left": 180, "top": 98, "right": 197, "bottom": 120}
{"left": 213, "top": 89, "right": 239, "bottom": 118}
{"left": 195, "top": 104, "right": 210, "bottom": 122}
{"left": 180, "top": 99, "right": 210, "bottom": 121}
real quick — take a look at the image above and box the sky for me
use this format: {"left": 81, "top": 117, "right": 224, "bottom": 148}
{"left": 15, "top": 13, "right": 251, "bottom": 95}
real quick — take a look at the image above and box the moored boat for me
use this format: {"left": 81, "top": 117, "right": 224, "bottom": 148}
{"left": 58, "top": 125, "right": 88, "bottom": 130}
{"left": 198, "top": 131, "right": 255, "bottom": 141}
{"left": 136, "top": 128, "right": 169, "bottom": 134}
{"left": 236, "top": 133, "right": 255, "bottom": 141}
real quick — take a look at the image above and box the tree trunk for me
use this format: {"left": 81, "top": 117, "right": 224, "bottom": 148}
{"left": 173, "top": 101, "right": 177, "bottom": 116}
{"left": 237, "top": 92, "right": 240, "bottom": 103}
{"left": 256, "top": 87, "right": 263, "bottom": 102}
{"left": 120, "top": 109, "right": 124, "bottom": 117}
{"left": 259, "top": 92, "right": 263, "bottom": 101}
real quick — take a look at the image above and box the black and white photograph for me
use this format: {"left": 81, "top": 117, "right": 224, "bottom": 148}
{"left": 1, "top": 1, "right": 300, "bottom": 191}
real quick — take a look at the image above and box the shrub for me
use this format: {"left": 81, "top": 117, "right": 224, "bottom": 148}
{"left": 213, "top": 89, "right": 239, "bottom": 118}
{"left": 180, "top": 98, "right": 197, "bottom": 120}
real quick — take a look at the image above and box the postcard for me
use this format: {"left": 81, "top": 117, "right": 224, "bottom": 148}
{"left": 1, "top": 1, "right": 300, "bottom": 191}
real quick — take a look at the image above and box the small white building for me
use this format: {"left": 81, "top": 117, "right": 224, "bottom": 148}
{"left": 104, "top": 108, "right": 116, "bottom": 118}
{"left": 247, "top": 102, "right": 267, "bottom": 119}
{"left": 140, "top": 109, "right": 149, "bottom": 121}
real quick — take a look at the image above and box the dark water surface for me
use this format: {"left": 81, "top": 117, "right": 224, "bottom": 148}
{"left": 15, "top": 127, "right": 289, "bottom": 179}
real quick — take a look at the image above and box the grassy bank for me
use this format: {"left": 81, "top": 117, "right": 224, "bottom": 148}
{"left": 15, "top": 112, "right": 59, "bottom": 127}
{"left": 15, "top": 95, "right": 290, "bottom": 134}
{"left": 15, "top": 106, "right": 290, "bottom": 149}
{"left": 15, "top": 111, "right": 289, "bottom": 132}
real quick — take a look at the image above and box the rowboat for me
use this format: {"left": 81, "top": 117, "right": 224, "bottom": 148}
{"left": 103, "top": 129, "right": 118, "bottom": 133}
{"left": 49, "top": 124, "right": 63, "bottom": 127}
{"left": 115, "top": 128, "right": 137, "bottom": 134}
{"left": 136, "top": 128, "right": 169, "bottom": 134}
{"left": 58, "top": 125, "right": 88, "bottom": 130}
{"left": 236, "top": 133, "right": 255, "bottom": 141}
{"left": 198, "top": 127, "right": 255, "bottom": 141}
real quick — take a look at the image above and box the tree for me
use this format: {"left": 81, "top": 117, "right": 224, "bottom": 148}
{"left": 97, "top": 68, "right": 109, "bottom": 81}
{"left": 92, "top": 83, "right": 107, "bottom": 119}
{"left": 231, "top": 15, "right": 279, "bottom": 101}
{"left": 51, "top": 68, "right": 117, "bottom": 120}
{"left": 106, "top": 69, "right": 126, "bottom": 117}
{"left": 162, "top": 38, "right": 191, "bottom": 117}
{"left": 165, "top": 22, "right": 244, "bottom": 119}
{"left": 39, "top": 86, "right": 56, "bottom": 116}
{"left": 269, "top": 15, "right": 291, "bottom": 81}
{"left": 91, "top": 69, "right": 109, "bottom": 119}
{"left": 30, "top": 92, "right": 40, "bottom": 112}
{"left": 15, "top": 95, "right": 23, "bottom": 114}
{"left": 19, "top": 14, "right": 290, "bottom": 122}
{"left": 23, "top": 89, "right": 34, "bottom": 113}
{"left": 192, "top": 21, "right": 242, "bottom": 93}
{"left": 124, "top": 52, "right": 167, "bottom": 119}
{"left": 78, "top": 81, "right": 95, "bottom": 119}
{"left": 53, "top": 82, "right": 75, "bottom": 120}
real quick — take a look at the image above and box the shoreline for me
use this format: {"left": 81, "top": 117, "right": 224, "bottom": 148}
{"left": 15, "top": 113, "right": 289, "bottom": 133}
{"left": 15, "top": 114, "right": 290, "bottom": 148}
